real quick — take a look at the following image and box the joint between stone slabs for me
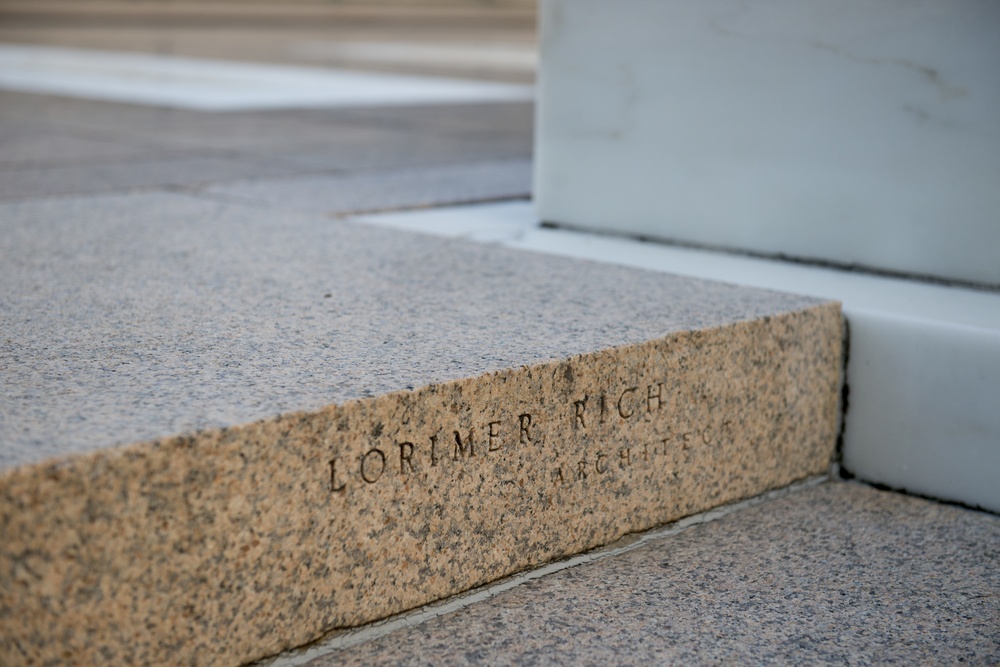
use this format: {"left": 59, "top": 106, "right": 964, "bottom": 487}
{"left": 834, "top": 314, "right": 851, "bottom": 466}
{"left": 254, "top": 473, "right": 831, "bottom": 667}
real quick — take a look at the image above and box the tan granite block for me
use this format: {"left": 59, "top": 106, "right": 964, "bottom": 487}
{"left": 0, "top": 303, "right": 841, "bottom": 667}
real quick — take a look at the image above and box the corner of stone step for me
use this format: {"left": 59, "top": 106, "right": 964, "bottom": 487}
{"left": 0, "top": 204, "right": 844, "bottom": 666}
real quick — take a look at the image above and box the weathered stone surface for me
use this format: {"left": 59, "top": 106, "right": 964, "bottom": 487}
{"left": 0, "top": 193, "right": 842, "bottom": 667}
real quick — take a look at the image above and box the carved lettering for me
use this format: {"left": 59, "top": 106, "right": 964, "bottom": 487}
{"left": 553, "top": 466, "right": 566, "bottom": 485}
{"left": 360, "top": 448, "right": 386, "bottom": 484}
{"left": 329, "top": 457, "right": 346, "bottom": 493}
{"left": 453, "top": 430, "right": 475, "bottom": 460}
{"left": 647, "top": 382, "right": 665, "bottom": 412}
{"left": 618, "top": 387, "right": 638, "bottom": 419}
{"left": 323, "top": 375, "right": 729, "bottom": 493}
{"left": 519, "top": 413, "right": 533, "bottom": 443}
{"left": 488, "top": 421, "right": 502, "bottom": 452}
{"left": 573, "top": 397, "right": 587, "bottom": 429}
{"left": 399, "top": 442, "right": 415, "bottom": 474}
{"left": 620, "top": 448, "right": 631, "bottom": 467}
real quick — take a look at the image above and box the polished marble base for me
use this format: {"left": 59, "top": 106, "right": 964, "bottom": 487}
{"left": 534, "top": 0, "right": 1000, "bottom": 287}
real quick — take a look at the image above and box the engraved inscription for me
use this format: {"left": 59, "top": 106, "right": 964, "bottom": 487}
{"left": 361, "top": 448, "right": 386, "bottom": 484}
{"left": 453, "top": 430, "right": 475, "bottom": 460}
{"left": 327, "top": 376, "right": 736, "bottom": 495}
{"left": 575, "top": 381, "right": 668, "bottom": 428}
{"left": 399, "top": 442, "right": 415, "bottom": 474}
{"left": 488, "top": 421, "right": 502, "bottom": 452}
{"left": 329, "top": 458, "right": 346, "bottom": 493}
{"left": 573, "top": 397, "right": 587, "bottom": 429}
{"left": 518, "top": 413, "right": 533, "bottom": 443}
{"left": 329, "top": 412, "right": 537, "bottom": 492}
{"left": 647, "top": 382, "right": 665, "bottom": 412}
{"left": 547, "top": 380, "right": 735, "bottom": 490}
{"left": 617, "top": 386, "right": 638, "bottom": 419}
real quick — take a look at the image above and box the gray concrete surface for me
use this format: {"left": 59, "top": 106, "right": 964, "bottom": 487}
{"left": 301, "top": 480, "right": 1000, "bottom": 666}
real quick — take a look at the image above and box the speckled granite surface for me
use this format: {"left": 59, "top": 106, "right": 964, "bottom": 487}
{"left": 1, "top": 192, "right": 841, "bottom": 666}
{"left": 306, "top": 481, "right": 1000, "bottom": 666}
{"left": 0, "top": 192, "right": 836, "bottom": 470}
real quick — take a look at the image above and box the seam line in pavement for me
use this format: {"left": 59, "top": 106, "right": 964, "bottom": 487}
{"left": 255, "top": 472, "right": 830, "bottom": 667}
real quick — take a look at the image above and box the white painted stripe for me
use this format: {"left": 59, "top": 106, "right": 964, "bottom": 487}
{"left": 0, "top": 44, "right": 534, "bottom": 111}
{"left": 350, "top": 201, "right": 1000, "bottom": 513}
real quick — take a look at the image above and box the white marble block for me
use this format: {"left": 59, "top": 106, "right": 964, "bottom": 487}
{"left": 535, "top": 0, "right": 1000, "bottom": 287}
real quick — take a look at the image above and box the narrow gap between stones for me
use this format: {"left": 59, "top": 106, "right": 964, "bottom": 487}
{"left": 249, "top": 473, "right": 830, "bottom": 667}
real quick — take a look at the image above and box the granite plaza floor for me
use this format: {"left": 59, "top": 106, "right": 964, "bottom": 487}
{"left": 1, "top": 6, "right": 998, "bottom": 665}
{"left": 288, "top": 481, "right": 1000, "bottom": 667}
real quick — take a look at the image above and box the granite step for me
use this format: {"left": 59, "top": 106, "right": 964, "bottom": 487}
{"left": 0, "top": 191, "right": 842, "bottom": 667}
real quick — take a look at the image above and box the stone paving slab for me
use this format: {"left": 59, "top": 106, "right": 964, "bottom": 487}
{"left": 0, "top": 90, "right": 533, "bottom": 202}
{"left": 93, "top": 113, "right": 529, "bottom": 168}
{"left": 302, "top": 481, "right": 1000, "bottom": 666}
{"left": 114, "top": 107, "right": 532, "bottom": 163}
{"left": 0, "top": 154, "right": 311, "bottom": 200}
{"left": 1, "top": 190, "right": 841, "bottom": 666}
{"left": 279, "top": 102, "right": 535, "bottom": 138}
{"left": 202, "top": 159, "right": 532, "bottom": 213}
{"left": 266, "top": 138, "right": 530, "bottom": 173}
{"left": 0, "top": 91, "right": 533, "bottom": 152}
{"left": 101, "top": 115, "right": 418, "bottom": 153}
{"left": 0, "top": 121, "right": 167, "bottom": 169}
{"left": 0, "top": 89, "right": 210, "bottom": 131}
